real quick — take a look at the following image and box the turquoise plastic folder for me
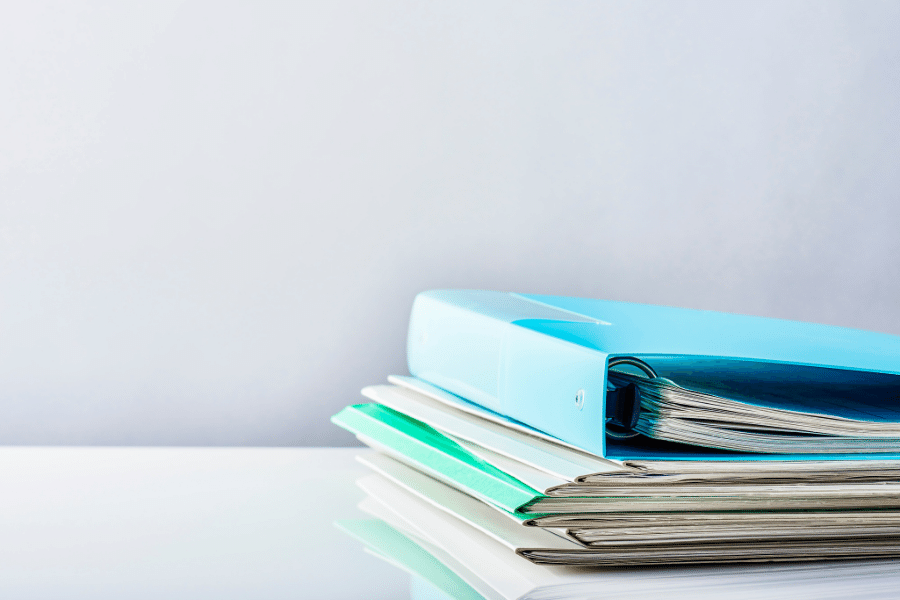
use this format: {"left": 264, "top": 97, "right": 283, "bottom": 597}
{"left": 406, "top": 290, "right": 900, "bottom": 461}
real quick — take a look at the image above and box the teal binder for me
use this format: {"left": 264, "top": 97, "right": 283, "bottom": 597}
{"left": 405, "top": 290, "right": 900, "bottom": 460}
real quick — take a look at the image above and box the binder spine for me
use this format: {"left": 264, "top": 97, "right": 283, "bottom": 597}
{"left": 407, "top": 291, "right": 611, "bottom": 456}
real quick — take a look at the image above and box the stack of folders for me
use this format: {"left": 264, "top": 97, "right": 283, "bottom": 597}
{"left": 333, "top": 290, "right": 900, "bottom": 583}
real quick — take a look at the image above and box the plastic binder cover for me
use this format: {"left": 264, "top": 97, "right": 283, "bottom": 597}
{"left": 406, "top": 290, "right": 900, "bottom": 459}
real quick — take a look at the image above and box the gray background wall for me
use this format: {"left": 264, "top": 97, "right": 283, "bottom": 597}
{"left": 1, "top": 1, "right": 898, "bottom": 446}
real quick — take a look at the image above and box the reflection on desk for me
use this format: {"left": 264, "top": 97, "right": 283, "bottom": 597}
{"left": 0, "top": 447, "right": 406, "bottom": 599}
{"left": 4, "top": 446, "right": 898, "bottom": 600}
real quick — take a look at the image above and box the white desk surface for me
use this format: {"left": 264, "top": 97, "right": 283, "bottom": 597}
{"left": 0, "top": 447, "right": 405, "bottom": 600}
{"left": 2, "top": 446, "right": 899, "bottom": 600}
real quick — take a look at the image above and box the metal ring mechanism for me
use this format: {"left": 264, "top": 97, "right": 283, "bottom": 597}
{"left": 605, "top": 356, "right": 657, "bottom": 439}
{"left": 607, "top": 356, "right": 658, "bottom": 379}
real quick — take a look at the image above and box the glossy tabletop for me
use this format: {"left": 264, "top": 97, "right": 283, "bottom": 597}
{"left": 2, "top": 446, "right": 899, "bottom": 600}
{"left": 0, "top": 447, "right": 405, "bottom": 599}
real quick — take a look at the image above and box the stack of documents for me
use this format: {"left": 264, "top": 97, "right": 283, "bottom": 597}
{"left": 333, "top": 290, "right": 900, "bottom": 571}
{"left": 334, "top": 378, "right": 900, "bottom": 567}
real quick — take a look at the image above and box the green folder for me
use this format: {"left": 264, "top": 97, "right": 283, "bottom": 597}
{"left": 332, "top": 403, "right": 544, "bottom": 514}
